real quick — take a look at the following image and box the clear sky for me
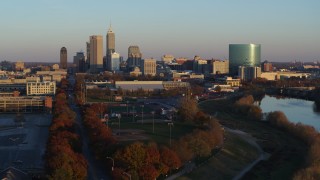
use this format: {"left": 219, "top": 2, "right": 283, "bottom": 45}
{"left": 0, "top": 0, "right": 319, "bottom": 62}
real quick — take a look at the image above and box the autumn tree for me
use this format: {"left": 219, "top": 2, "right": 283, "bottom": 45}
{"left": 178, "top": 97, "right": 199, "bottom": 122}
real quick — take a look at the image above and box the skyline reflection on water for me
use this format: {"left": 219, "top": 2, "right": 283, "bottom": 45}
{"left": 260, "top": 95, "right": 320, "bottom": 131}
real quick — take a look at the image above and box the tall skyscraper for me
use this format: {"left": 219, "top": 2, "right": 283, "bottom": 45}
{"left": 89, "top": 35, "right": 103, "bottom": 73}
{"left": 86, "top": 42, "right": 90, "bottom": 62}
{"left": 127, "top": 45, "right": 142, "bottom": 68}
{"left": 107, "top": 52, "right": 120, "bottom": 71}
{"left": 229, "top": 44, "right": 261, "bottom": 75}
{"left": 141, "top": 58, "right": 156, "bottom": 76}
{"left": 106, "top": 25, "right": 115, "bottom": 55}
{"left": 73, "top": 52, "right": 85, "bottom": 73}
{"left": 60, "top": 47, "right": 67, "bottom": 69}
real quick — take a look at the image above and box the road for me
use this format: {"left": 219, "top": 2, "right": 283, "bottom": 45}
{"left": 68, "top": 75, "right": 111, "bottom": 180}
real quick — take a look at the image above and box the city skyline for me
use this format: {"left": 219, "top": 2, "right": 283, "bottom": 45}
{"left": 0, "top": 0, "right": 319, "bottom": 62}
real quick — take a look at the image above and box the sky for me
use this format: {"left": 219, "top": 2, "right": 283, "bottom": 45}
{"left": 0, "top": 0, "right": 319, "bottom": 63}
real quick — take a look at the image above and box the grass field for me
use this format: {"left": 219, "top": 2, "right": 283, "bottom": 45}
{"left": 177, "top": 131, "right": 259, "bottom": 180}
{"left": 198, "top": 99, "right": 307, "bottom": 180}
{"left": 108, "top": 119, "right": 196, "bottom": 146}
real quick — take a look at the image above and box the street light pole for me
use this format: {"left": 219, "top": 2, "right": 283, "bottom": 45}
{"left": 151, "top": 111, "right": 155, "bottom": 133}
{"left": 168, "top": 122, "right": 174, "bottom": 147}
{"left": 123, "top": 172, "right": 131, "bottom": 180}
{"left": 106, "top": 157, "right": 114, "bottom": 171}
{"left": 132, "top": 106, "right": 135, "bottom": 122}
{"left": 126, "top": 101, "right": 129, "bottom": 117}
{"left": 118, "top": 115, "right": 121, "bottom": 135}
{"left": 141, "top": 105, "right": 144, "bottom": 125}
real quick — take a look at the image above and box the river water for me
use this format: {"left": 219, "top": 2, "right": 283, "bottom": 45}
{"left": 260, "top": 95, "right": 320, "bottom": 131}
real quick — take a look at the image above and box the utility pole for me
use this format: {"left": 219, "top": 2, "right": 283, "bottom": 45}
{"left": 168, "top": 122, "right": 174, "bottom": 147}
{"left": 151, "top": 111, "right": 155, "bottom": 133}
{"left": 141, "top": 105, "right": 144, "bottom": 125}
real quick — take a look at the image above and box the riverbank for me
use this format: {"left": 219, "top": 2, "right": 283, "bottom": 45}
{"left": 199, "top": 99, "right": 307, "bottom": 179}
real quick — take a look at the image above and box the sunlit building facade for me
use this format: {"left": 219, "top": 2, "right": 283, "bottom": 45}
{"left": 229, "top": 44, "right": 261, "bottom": 75}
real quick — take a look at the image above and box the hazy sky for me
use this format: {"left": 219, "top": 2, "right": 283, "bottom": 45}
{"left": 0, "top": 0, "right": 319, "bottom": 62}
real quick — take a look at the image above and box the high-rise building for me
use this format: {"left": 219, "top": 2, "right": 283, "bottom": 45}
{"left": 106, "top": 25, "right": 115, "bottom": 56}
{"left": 229, "top": 44, "right": 261, "bottom": 75}
{"left": 86, "top": 42, "right": 90, "bottom": 62}
{"left": 107, "top": 52, "right": 120, "bottom": 71}
{"left": 60, "top": 47, "right": 67, "bottom": 69}
{"left": 238, "top": 66, "right": 261, "bottom": 81}
{"left": 89, "top": 35, "right": 103, "bottom": 73}
{"left": 262, "top": 60, "right": 273, "bottom": 72}
{"left": 193, "top": 59, "right": 208, "bottom": 74}
{"left": 73, "top": 52, "right": 85, "bottom": 73}
{"left": 127, "top": 46, "right": 142, "bottom": 68}
{"left": 141, "top": 58, "right": 156, "bottom": 76}
{"left": 211, "top": 60, "right": 229, "bottom": 74}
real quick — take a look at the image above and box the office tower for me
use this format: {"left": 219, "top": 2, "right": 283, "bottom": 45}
{"left": 127, "top": 45, "right": 142, "bottom": 68}
{"left": 89, "top": 35, "right": 103, "bottom": 73}
{"left": 86, "top": 42, "right": 90, "bottom": 62}
{"left": 106, "top": 25, "right": 115, "bottom": 55}
{"left": 73, "top": 52, "right": 85, "bottom": 73}
{"left": 211, "top": 60, "right": 229, "bottom": 74}
{"left": 107, "top": 52, "right": 120, "bottom": 71}
{"left": 60, "top": 47, "right": 67, "bottom": 69}
{"left": 262, "top": 60, "right": 273, "bottom": 72}
{"left": 229, "top": 44, "right": 261, "bottom": 75}
{"left": 238, "top": 66, "right": 261, "bottom": 81}
{"left": 141, "top": 58, "right": 156, "bottom": 76}
{"left": 193, "top": 59, "right": 208, "bottom": 74}
{"left": 15, "top": 61, "right": 25, "bottom": 71}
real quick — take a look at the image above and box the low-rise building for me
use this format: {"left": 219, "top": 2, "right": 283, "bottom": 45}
{"left": 0, "top": 96, "right": 52, "bottom": 113}
{"left": 26, "top": 81, "right": 56, "bottom": 96}
{"left": 261, "top": 72, "right": 311, "bottom": 80}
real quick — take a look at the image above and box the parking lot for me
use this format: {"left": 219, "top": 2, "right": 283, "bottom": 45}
{"left": 0, "top": 114, "right": 51, "bottom": 172}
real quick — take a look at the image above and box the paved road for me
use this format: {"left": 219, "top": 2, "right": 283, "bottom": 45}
{"left": 68, "top": 76, "right": 111, "bottom": 180}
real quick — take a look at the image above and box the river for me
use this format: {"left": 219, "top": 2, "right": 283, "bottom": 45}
{"left": 260, "top": 95, "right": 320, "bottom": 131}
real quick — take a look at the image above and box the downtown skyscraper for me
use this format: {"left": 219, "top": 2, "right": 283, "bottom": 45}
{"left": 60, "top": 47, "right": 67, "bottom": 69}
{"left": 89, "top": 35, "right": 103, "bottom": 73}
{"left": 105, "top": 25, "right": 116, "bottom": 70}
{"left": 106, "top": 24, "right": 115, "bottom": 55}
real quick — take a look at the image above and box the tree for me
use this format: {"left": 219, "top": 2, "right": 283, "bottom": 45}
{"left": 214, "top": 85, "right": 222, "bottom": 92}
{"left": 114, "top": 142, "right": 146, "bottom": 171}
{"left": 160, "top": 146, "right": 181, "bottom": 170}
{"left": 91, "top": 103, "right": 108, "bottom": 119}
{"left": 248, "top": 105, "right": 263, "bottom": 121}
{"left": 178, "top": 97, "right": 199, "bottom": 122}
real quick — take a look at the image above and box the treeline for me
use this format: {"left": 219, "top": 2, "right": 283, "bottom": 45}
{"left": 253, "top": 78, "right": 320, "bottom": 88}
{"left": 266, "top": 111, "right": 320, "bottom": 179}
{"left": 233, "top": 95, "right": 263, "bottom": 121}
{"left": 45, "top": 90, "right": 87, "bottom": 180}
{"left": 174, "top": 116, "right": 224, "bottom": 163}
{"left": 113, "top": 142, "right": 181, "bottom": 180}
{"left": 82, "top": 104, "right": 116, "bottom": 160}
